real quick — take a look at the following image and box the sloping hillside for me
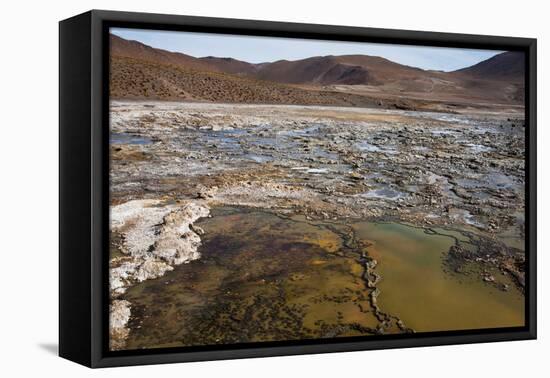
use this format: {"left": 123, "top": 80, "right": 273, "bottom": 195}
{"left": 110, "top": 35, "right": 216, "bottom": 72}
{"left": 110, "top": 34, "right": 525, "bottom": 108}
{"left": 110, "top": 56, "right": 383, "bottom": 107}
{"left": 253, "top": 55, "right": 429, "bottom": 86}
{"left": 454, "top": 51, "right": 524, "bottom": 81}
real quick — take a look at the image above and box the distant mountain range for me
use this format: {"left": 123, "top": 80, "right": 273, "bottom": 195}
{"left": 109, "top": 34, "right": 525, "bottom": 110}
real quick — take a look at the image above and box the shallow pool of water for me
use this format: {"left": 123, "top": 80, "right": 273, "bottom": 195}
{"left": 119, "top": 207, "right": 524, "bottom": 350}
{"left": 110, "top": 133, "right": 153, "bottom": 145}
{"left": 363, "top": 187, "right": 407, "bottom": 200}
{"left": 353, "top": 222, "right": 524, "bottom": 332}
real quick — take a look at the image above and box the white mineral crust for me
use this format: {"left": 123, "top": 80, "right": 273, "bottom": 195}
{"left": 108, "top": 199, "right": 210, "bottom": 349}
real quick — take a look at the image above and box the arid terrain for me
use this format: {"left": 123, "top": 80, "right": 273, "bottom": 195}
{"left": 110, "top": 34, "right": 524, "bottom": 112}
{"left": 108, "top": 35, "right": 526, "bottom": 351}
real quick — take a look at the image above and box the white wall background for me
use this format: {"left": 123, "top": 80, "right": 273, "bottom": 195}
{"left": 1, "top": 0, "right": 546, "bottom": 375}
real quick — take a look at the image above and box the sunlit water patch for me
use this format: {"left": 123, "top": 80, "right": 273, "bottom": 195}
{"left": 111, "top": 133, "right": 153, "bottom": 145}
{"left": 362, "top": 188, "right": 407, "bottom": 201}
{"left": 352, "top": 222, "right": 524, "bottom": 332}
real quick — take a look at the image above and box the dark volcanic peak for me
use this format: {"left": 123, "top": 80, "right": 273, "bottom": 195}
{"left": 454, "top": 51, "right": 525, "bottom": 81}
{"left": 334, "top": 54, "right": 424, "bottom": 71}
{"left": 253, "top": 54, "right": 429, "bottom": 85}
{"left": 198, "top": 56, "right": 259, "bottom": 75}
{"left": 255, "top": 56, "right": 341, "bottom": 84}
{"left": 320, "top": 63, "right": 371, "bottom": 85}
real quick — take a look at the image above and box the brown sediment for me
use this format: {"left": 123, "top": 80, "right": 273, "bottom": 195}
{"left": 120, "top": 208, "right": 406, "bottom": 349}
{"left": 113, "top": 206, "right": 525, "bottom": 349}
{"left": 441, "top": 228, "right": 525, "bottom": 293}
{"left": 109, "top": 101, "right": 525, "bottom": 243}
{"left": 109, "top": 101, "right": 525, "bottom": 349}
{"left": 319, "top": 220, "right": 413, "bottom": 334}
{"left": 354, "top": 222, "right": 524, "bottom": 332}
{"left": 261, "top": 212, "right": 412, "bottom": 335}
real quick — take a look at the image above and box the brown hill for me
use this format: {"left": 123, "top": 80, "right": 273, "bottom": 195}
{"left": 110, "top": 34, "right": 525, "bottom": 108}
{"left": 447, "top": 52, "right": 525, "bottom": 103}
{"left": 110, "top": 35, "right": 433, "bottom": 87}
{"left": 254, "top": 55, "right": 428, "bottom": 86}
{"left": 454, "top": 51, "right": 524, "bottom": 81}
{"left": 198, "top": 56, "right": 259, "bottom": 76}
{"left": 110, "top": 55, "right": 385, "bottom": 107}
{"left": 110, "top": 34, "right": 215, "bottom": 72}
{"left": 254, "top": 56, "right": 350, "bottom": 84}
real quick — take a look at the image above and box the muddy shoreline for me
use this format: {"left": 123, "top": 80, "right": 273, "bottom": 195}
{"left": 109, "top": 101, "right": 525, "bottom": 350}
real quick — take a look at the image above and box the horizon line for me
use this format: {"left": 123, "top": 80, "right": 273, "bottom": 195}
{"left": 112, "top": 33, "right": 461, "bottom": 72}
{"left": 110, "top": 29, "right": 504, "bottom": 72}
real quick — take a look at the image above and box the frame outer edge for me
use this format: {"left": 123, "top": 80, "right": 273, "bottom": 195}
{"left": 80, "top": 9, "right": 537, "bottom": 368}
{"left": 90, "top": 10, "right": 106, "bottom": 368}
{"left": 59, "top": 11, "right": 94, "bottom": 367}
{"left": 528, "top": 38, "right": 537, "bottom": 339}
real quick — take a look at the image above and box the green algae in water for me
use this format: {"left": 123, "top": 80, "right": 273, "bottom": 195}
{"left": 120, "top": 208, "right": 524, "bottom": 350}
{"left": 353, "top": 222, "right": 524, "bottom": 332}
{"left": 122, "top": 207, "right": 380, "bottom": 350}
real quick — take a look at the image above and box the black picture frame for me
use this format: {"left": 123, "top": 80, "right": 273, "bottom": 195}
{"left": 59, "top": 9, "right": 537, "bottom": 368}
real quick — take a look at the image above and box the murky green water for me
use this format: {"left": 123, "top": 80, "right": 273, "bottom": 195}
{"left": 353, "top": 222, "right": 524, "bottom": 331}
{"left": 121, "top": 207, "right": 524, "bottom": 349}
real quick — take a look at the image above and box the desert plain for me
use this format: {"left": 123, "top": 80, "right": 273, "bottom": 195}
{"left": 107, "top": 34, "right": 526, "bottom": 350}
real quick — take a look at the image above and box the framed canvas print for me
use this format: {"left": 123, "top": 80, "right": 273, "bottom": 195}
{"left": 59, "top": 10, "right": 536, "bottom": 368}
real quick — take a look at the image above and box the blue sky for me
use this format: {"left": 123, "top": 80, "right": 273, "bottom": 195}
{"left": 111, "top": 27, "right": 503, "bottom": 72}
